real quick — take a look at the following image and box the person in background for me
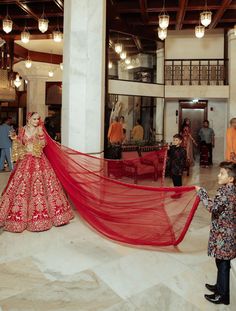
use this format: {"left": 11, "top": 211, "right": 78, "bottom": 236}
{"left": 0, "top": 117, "right": 14, "bottom": 172}
{"left": 131, "top": 119, "right": 144, "bottom": 142}
{"left": 107, "top": 116, "right": 123, "bottom": 144}
{"left": 195, "top": 162, "right": 236, "bottom": 305}
{"left": 180, "top": 118, "right": 197, "bottom": 166}
{"left": 225, "top": 117, "right": 236, "bottom": 162}
{"left": 198, "top": 120, "right": 215, "bottom": 167}
{"left": 167, "top": 134, "right": 186, "bottom": 186}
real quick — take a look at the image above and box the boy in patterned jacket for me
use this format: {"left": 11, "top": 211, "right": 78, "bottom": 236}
{"left": 196, "top": 161, "right": 236, "bottom": 305}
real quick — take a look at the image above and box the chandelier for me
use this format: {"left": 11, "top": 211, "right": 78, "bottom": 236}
{"left": 195, "top": 25, "right": 205, "bottom": 38}
{"left": 234, "top": 25, "right": 236, "bottom": 35}
{"left": 159, "top": 0, "right": 169, "bottom": 29}
{"left": 48, "top": 70, "right": 54, "bottom": 77}
{"left": 60, "top": 63, "right": 63, "bottom": 70}
{"left": 120, "top": 51, "right": 127, "bottom": 60}
{"left": 14, "top": 74, "right": 21, "bottom": 88}
{"left": 21, "top": 28, "right": 30, "bottom": 44}
{"left": 158, "top": 27, "right": 167, "bottom": 40}
{"left": 200, "top": 1, "right": 212, "bottom": 27}
{"left": 53, "top": 30, "right": 63, "bottom": 42}
{"left": 108, "top": 61, "right": 113, "bottom": 69}
{"left": 3, "top": 13, "right": 13, "bottom": 34}
{"left": 115, "top": 43, "right": 123, "bottom": 54}
{"left": 38, "top": 9, "right": 49, "bottom": 33}
{"left": 125, "top": 57, "right": 131, "bottom": 65}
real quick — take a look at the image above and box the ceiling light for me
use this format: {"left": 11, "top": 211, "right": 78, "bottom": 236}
{"left": 60, "top": 63, "right": 63, "bottom": 70}
{"left": 21, "top": 29, "right": 30, "bottom": 44}
{"left": 48, "top": 70, "right": 54, "bottom": 77}
{"left": 25, "top": 59, "right": 32, "bottom": 69}
{"left": 14, "top": 74, "right": 21, "bottom": 88}
{"left": 159, "top": 0, "right": 169, "bottom": 29}
{"left": 53, "top": 30, "right": 63, "bottom": 42}
{"left": 234, "top": 25, "right": 236, "bottom": 36}
{"left": 195, "top": 25, "right": 205, "bottom": 38}
{"left": 3, "top": 17, "right": 13, "bottom": 34}
{"left": 38, "top": 10, "right": 49, "bottom": 33}
{"left": 159, "top": 14, "right": 169, "bottom": 30}
{"left": 108, "top": 61, "right": 113, "bottom": 69}
{"left": 115, "top": 43, "right": 123, "bottom": 54}
{"left": 125, "top": 57, "right": 131, "bottom": 65}
{"left": 200, "top": 11, "right": 212, "bottom": 27}
{"left": 120, "top": 51, "right": 127, "bottom": 60}
{"left": 158, "top": 27, "right": 167, "bottom": 40}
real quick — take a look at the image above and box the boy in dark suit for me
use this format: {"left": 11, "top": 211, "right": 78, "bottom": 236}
{"left": 168, "top": 134, "right": 186, "bottom": 186}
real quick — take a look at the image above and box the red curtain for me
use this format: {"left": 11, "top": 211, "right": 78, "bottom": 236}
{"left": 44, "top": 136, "right": 199, "bottom": 247}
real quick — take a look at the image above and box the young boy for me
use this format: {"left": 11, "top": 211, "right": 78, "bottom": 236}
{"left": 196, "top": 161, "right": 236, "bottom": 305}
{"left": 168, "top": 134, "right": 186, "bottom": 186}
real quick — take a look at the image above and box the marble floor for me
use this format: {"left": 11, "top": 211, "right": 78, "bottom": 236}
{"left": 0, "top": 165, "right": 232, "bottom": 311}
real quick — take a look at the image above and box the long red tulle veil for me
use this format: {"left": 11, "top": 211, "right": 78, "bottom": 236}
{"left": 44, "top": 134, "right": 199, "bottom": 247}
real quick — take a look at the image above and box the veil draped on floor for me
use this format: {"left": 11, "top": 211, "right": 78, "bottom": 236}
{"left": 44, "top": 135, "right": 199, "bottom": 247}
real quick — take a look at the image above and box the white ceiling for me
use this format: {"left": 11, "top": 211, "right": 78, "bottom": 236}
{"left": 15, "top": 39, "right": 63, "bottom": 55}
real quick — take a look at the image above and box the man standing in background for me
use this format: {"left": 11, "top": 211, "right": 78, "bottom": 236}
{"left": 0, "top": 117, "right": 13, "bottom": 172}
{"left": 198, "top": 120, "right": 215, "bottom": 167}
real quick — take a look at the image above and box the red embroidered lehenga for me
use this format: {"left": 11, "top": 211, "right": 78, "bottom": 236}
{"left": 0, "top": 127, "right": 74, "bottom": 232}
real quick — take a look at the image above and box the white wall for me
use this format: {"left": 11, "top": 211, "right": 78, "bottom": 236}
{"left": 165, "top": 29, "right": 224, "bottom": 59}
{"left": 164, "top": 99, "right": 227, "bottom": 163}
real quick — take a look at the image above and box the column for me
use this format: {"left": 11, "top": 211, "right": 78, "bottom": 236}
{"left": 228, "top": 29, "right": 236, "bottom": 118}
{"left": 155, "top": 48, "right": 165, "bottom": 141}
{"left": 62, "top": 0, "right": 106, "bottom": 154}
{"left": 27, "top": 78, "right": 47, "bottom": 120}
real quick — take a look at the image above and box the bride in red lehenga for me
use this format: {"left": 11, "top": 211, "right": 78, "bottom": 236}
{"left": 0, "top": 112, "right": 74, "bottom": 233}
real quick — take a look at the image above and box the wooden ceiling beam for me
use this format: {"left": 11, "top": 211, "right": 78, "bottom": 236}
{"left": 132, "top": 36, "right": 143, "bottom": 52}
{"left": 15, "top": 0, "right": 39, "bottom": 21}
{"left": 139, "top": 0, "right": 148, "bottom": 24}
{"left": 0, "top": 13, "right": 63, "bottom": 20}
{"left": 53, "top": 0, "right": 63, "bottom": 11}
{"left": 176, "top": 0, "right": 188, "bottom": 30}
{"left": 209, "top": 0, "right": 233, "bottom": 29}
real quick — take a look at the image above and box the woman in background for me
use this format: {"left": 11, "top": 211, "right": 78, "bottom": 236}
{"left": 181, "top": 118, "right": 197, "bottom": 166}
{"left": 0, "top": 112, "right": 73, "bottom": 232}
{"left": 225, "top": 117, "right": 236, "bottom": 162}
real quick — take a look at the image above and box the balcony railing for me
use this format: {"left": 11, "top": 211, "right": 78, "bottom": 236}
{"left": 165, "top": 59, "right": 228, "bottom": 86}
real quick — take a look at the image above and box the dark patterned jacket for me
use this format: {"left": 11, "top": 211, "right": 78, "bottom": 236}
{"left": 167, "top": 146, "right": 186, "bottom": 176}
{"left": 197, "top": 185, "right": 236, "bottom": 260}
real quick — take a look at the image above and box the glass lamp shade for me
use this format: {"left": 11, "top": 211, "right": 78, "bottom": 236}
{"left": 38, "top": 18, "right": 49, "bottom": 33}
{"left": 158, "top": 27, "right": 167, "bottom": 40}
{"left": 14, "top": 74, "right": 21, "bottom": 88}
{"left": 195, "top": 25, "right": 205, "bottom": 38}
{"left": 60, "top": 63, "right": 63, "bottom": 70}
{"left": 200, "top": 11, "right": 212, "bottom": 27}
{"left": 21, "top": 30, "right": 30, "bottom": 43}
{"left": 234, "top": 25, "right": 236, "bottom": 35}
{"left": 159, "top": 14, "right": 169, "bottom": 30}
{"left": 125, "top": 57, "right": 131, "bottom": 65}
{"left": 48, "top": 70, "right": 54, "bottom": 77}
{"left": 108, "top": 61, "right": 113, "bottom": 69}
{"left": 53, "top": 30, "right": 63, "bottom": 42}
{"left": 25, "top": 59, "right": 32, "bottom": 69}
{"left": 3, "top": 18, "right": 13, "bottom": 34}
{"left": 120, "top": 51, "right": 127, "bottom": 60}
{"left": 115, "top": 43, "right": 123, "bottom": 54}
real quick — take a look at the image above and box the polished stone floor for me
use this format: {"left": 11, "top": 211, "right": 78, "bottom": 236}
{"left": 0, "top": 165, "right": 232, "bottom": 311}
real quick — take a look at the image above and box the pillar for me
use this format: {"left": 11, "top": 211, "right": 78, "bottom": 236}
{"left": 156, "top": 48, "right": 165, "bottom": 141}
{"left": 62, "top": 0, "right": 106, "bottom": 154}
{"left": 27, "top": 78, "right": 47, "bottom": 120}
{"left": 228, "top": 29, "right": 236, "bottom": 119}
